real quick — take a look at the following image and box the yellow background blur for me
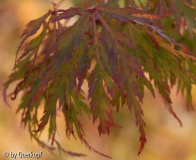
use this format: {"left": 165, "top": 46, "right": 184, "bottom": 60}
{"left": 0, "top": 0, "right": 196, "bottom": 160}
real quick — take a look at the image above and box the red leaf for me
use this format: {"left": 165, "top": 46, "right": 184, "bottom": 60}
{"left": 147, "top": 32, "right": 160, "bottom": 51}
{"left": 98, "top": 120, "right": 122, "bottom": 136}
{"left": 166, "top": 104, "right": 183, "bottom": 127}
{"left": 138, "top": 135, "right": 147, "bottom": 155}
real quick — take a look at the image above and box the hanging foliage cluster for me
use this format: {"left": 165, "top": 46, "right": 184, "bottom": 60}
{"left": 3, "top": 0, "right": 196, "bottom": 158}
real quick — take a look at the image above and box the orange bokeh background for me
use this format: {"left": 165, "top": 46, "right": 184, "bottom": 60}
{"left": 0, "top": 0, "right": 196, "bottom": 160}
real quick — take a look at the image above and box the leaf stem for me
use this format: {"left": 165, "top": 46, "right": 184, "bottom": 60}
{"left": 95, "top": 11, "right": 110, "bottom": 31}
{"left": 92, "top": 12, "right": 98, "bottom": 46}
{"left": 53, "top": 9, "right": 58, "bottom": 44}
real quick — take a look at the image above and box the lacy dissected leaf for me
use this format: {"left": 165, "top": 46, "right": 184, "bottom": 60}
{"left": 53, "top": 13, "right": 90, "bottom": 73}
{"left": 51, "top": 7, "right": 86, "bottom": 21}
{"left": 98, "top": 7, "right": 142, "bottom": 20}
{"left": 76, "top": 42, "right": 95, "bottom": 93}
{"left": 17, "top": 20, "right": 50, "bottom": 62}
{"left": 95, "top": 11, "right": 149, "bottom": 152}
{"left": 146, "top": 0, "right": 196, "bottom": 36}
{"left": 127, "top": 23, "right": 195, "bottom": 118}
{"left": 16, "top": 12, "right": 51, "bottom": 61}
{"left": 172, "top": 0, "right": 196, "bottom": 36}
{"left": 21, "top": 12, "right": 51, "bottom": 38}
{"left": 3, "top": 55, "right": 31, "bottom": 107}
{"left": 89, "top": 62, "right": 114, "bottom": 135}
{"left": 98, "top": 6, "right": 194, "bottom": 54}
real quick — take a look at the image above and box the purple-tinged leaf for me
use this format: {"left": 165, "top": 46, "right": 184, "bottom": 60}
{"left": 51, "top": 7, "right": 86, "bottom": 22}
{"left": 100, "top": 28, "right": 119, "bottom": 77}
{"left": 17, "top": 22, "right": 49, "bottom": 62}
{"left": 21, "top": 12, "right": 50, "bottom": 38}
{"left": 98, "top": 7, "right": 142, "bottom": 21}
{"left": 15, "top": 12, "right": 50, "bottom": 66}
{"left": 98, "top": 7, "right": 154, "bottom": 24}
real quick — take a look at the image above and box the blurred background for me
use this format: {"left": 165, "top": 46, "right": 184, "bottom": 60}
{"left": 0, "top": 0, "right": 196, "bottom": 160}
